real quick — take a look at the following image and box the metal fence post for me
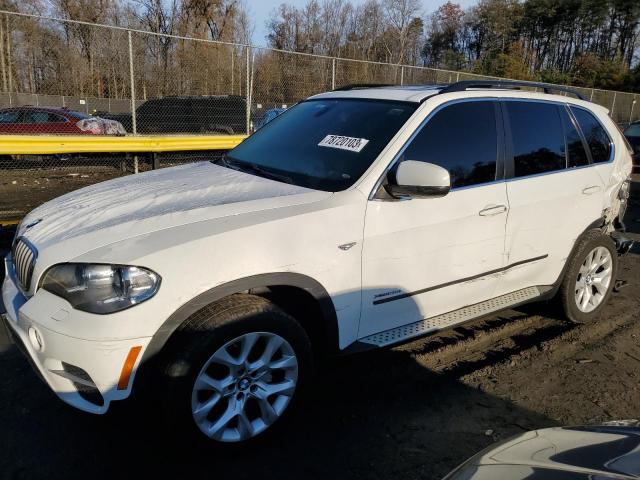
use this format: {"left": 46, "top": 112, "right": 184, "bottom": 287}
{"left": 128, "top": 30, "right": 137, "bottom": 136}
{"left": 5, "top": 14, "right": 11, "bottom": 93}
{"left": 0, "top": 15, "right": 6, "bottom": 92}
{"left": 245, "top": 45, "right": 251, "bottom": 134}
{"left": 231, "top": 48, "right": 234, "bottom": 95}
{"left": 331, "top": 57, "right": 336, "bottom": 90}
{"left": 610, "top": 92, "right": 616, "bottom": 118}
{"left": 590, "top": 89, "right": 595, "bottom": 101}
{"left": 630, "top": 96, "right": 637, "bottom": 124}
{"left": 400, "top": 66, "right": 404, "bottom": 85}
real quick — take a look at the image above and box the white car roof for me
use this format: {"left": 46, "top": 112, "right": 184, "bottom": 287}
{"left": 309, "top": 84, "right": 606, "bottom": 116}
{"left": 310, "top": 85, "right": 443, "bottom": 103}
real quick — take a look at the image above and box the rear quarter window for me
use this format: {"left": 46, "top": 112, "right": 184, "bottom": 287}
{"left": 570, "top": 107, "right": 612, "bottom": 164}
{"left": 560, "top": 107, "right": 589, "bottom": 168}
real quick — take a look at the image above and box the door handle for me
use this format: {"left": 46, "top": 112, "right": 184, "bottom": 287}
{"left": 582, "top": 185, "right": 601, "bottom": 195}
{"left": 479, "top": 204, "right": 508, "bottom": 216}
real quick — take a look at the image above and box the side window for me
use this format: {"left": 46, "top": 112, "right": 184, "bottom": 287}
{"left": 506, "top": 102, "right": 566, "bottom": 178}
{"left": 0, "top": 111, "right": 21, "bottom": 123}
{"left": 47, "top": 113, "right": 66, "bottom": 123}
{"left": 570, "top": 107, "right": 612, "bottom": 164}
{"left": 560, "top": 107, "right": 589, "bottom": 168}
{"left": 24, "top": 111, "right": 51, "bottom": 123}
{"left": 401, "top": 101, "right": 498, "bottom": 188}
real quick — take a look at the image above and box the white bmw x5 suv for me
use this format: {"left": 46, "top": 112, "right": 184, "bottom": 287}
{"left": 2, "top": 81, "right": 633, "bottom": 444}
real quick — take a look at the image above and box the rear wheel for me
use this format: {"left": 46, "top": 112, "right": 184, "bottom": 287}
{"left": 559, "top": 231, "right": 618, "bottom": 323}
{"left": 158, "top": 294, "right": 312, "bottom": 446}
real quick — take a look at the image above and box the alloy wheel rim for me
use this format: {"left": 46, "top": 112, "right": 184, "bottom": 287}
{"left": 191, "top": 331, "right": 298, "bottom": 442}
{"left": 574, "top": 246, "right": 613, "bottom": 313}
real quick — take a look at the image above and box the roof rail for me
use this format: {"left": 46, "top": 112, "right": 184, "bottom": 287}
{"left": 438, "top": 80, "right": 587, "bottom": 101}
{"left": 333, "top": 83, "right": 397, "bottom": 91}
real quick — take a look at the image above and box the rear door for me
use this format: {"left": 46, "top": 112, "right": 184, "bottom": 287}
{"left": 497, "top": 100, "right": 606, "bottom": 296}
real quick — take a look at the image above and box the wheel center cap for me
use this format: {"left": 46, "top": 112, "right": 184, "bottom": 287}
{"left": 586, "top": 274, "right": 593, "bottom": 284}
{"left": 238, "top": 378, "right": 250, "bottom": 391}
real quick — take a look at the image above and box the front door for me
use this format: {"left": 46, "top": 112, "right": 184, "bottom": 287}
{"left": 359, "top": 100, "right": 509, "bottom": 338}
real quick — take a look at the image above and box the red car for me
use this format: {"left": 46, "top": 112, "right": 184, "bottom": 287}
{"left": 0, "top": 106, "right": 126, "bottom": 135}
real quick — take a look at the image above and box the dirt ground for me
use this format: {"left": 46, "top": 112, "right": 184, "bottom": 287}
{"left": 0, "top": 168, "right": 128, "bottom": 220}
{"left": 0, "top": 153, "right": 225, "bottom": 221}
{"left": 0, "top": 178, "right": 639, "bottom": 480}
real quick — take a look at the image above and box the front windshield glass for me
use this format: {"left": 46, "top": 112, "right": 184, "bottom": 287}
{"left": 223, "top": 98, "right": 417, "bottom": 191}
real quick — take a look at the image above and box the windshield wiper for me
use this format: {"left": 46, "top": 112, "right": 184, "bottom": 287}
{"left": 211, "top": 156, "right": 231, "bottom": 168}
{"left": 217, "top": 157, "right": 294, "bottom": 185}
{"left": 245, "top": 163, "right": 294, "bottom": 185}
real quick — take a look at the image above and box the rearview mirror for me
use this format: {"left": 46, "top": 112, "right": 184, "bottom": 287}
{"left": 384, "top": 160, "right": 451, "bottom": 199}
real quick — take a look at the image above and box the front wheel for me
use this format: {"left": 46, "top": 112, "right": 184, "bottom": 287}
{"left": 191, "top": 331, "right": 299, "bottom": 442}
{"left": 559, "top": 230, "right": 618, "bottom": 323}
{"left": 158, "top": 294, "right": 312, "bottom": 445}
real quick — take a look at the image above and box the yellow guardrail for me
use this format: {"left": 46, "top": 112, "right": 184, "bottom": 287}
{"left": 0, "top": 134, "right": 247, "bottom": 155}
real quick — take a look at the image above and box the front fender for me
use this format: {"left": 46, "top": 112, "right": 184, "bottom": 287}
{"left": 140, "top": 272, "right": 338, "bottom": 365}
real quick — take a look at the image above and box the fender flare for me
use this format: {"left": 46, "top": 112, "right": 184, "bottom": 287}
{"left": 140, "top": 272, "right": 339, "bottom": 365}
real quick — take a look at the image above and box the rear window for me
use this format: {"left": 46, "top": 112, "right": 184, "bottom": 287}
{"left": 571, "top": 107, "right": 612, "bottom": 164}
{"left": 506, "top": 102, "right": 566, "bottom": 178}
{"left": 227, "top": 99, "right": 417, "bottom": 191}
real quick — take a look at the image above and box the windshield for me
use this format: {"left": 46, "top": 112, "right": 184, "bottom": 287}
{"left": 222, "top": 98, "right": 417, "bottom": 191}
{"left": 624, "top": 123, "right": 640, "bottom": 137}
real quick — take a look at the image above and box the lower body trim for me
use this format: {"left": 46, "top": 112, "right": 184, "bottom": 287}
{"left": 359, "top": 286, "right": 545, "bottom": 348}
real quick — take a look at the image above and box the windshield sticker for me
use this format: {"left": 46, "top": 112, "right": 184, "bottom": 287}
{"left": 318, "top": 135, "right": 369, "bottom": 153}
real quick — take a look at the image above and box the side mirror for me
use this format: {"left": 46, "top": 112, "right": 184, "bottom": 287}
{"left": 384, "top": 160, "right": 451, "bottom": 199}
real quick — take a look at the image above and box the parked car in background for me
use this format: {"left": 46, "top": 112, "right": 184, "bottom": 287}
{"left": 443, "top": 424, "right": 640, "bottom": 479}
{"left": 0, "top": 107, "right": 126, "bottom": 135}
{"left": 104, "top": 95, "right": 249, "bottom": 134}
{"left": 623, "top": 121, "right": 640, "bottom": 171}
{"left": 254, "top": 107, "right": 287, "bottom": 130}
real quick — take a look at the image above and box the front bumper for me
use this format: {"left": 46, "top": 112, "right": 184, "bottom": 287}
{"left": 2, "top": 256, "right": 151, "bottom": 414}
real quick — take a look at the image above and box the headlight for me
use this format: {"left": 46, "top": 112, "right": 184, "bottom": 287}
{"left": 40, "top": 263, "right": 161, "bottom": 314}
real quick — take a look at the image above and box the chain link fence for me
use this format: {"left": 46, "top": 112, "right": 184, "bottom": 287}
{"left": 0, "top": 9, "right": 638, "bottom": 220}
{"left": 0, "top": 9, "right": 638, "bottom": 137}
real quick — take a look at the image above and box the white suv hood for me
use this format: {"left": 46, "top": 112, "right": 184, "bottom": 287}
{"left": 19, "top": 161, "right": 328, "bottom": 254}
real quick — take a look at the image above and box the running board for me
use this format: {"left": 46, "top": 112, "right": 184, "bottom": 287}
{"left": 358, "top": 286, "right": 544, "bottom": 348}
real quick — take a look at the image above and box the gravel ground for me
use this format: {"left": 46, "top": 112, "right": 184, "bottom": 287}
{"left": 0, "top": 178, "right": 639, "bottom": 480}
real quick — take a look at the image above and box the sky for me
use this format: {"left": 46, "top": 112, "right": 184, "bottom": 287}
{"left": 248, "top": 0, "right": 479, "bottom": 47}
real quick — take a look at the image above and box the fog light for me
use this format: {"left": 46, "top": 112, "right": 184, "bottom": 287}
{"left": 28, "top": 326, "right": 43, "bottom": 351}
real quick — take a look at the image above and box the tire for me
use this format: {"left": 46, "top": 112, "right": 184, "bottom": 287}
{"left": 558, "top": 230, "right": 618, "bottom": 323}
{"left": 157, "top": 294, "right": 312, "bottom": 446}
